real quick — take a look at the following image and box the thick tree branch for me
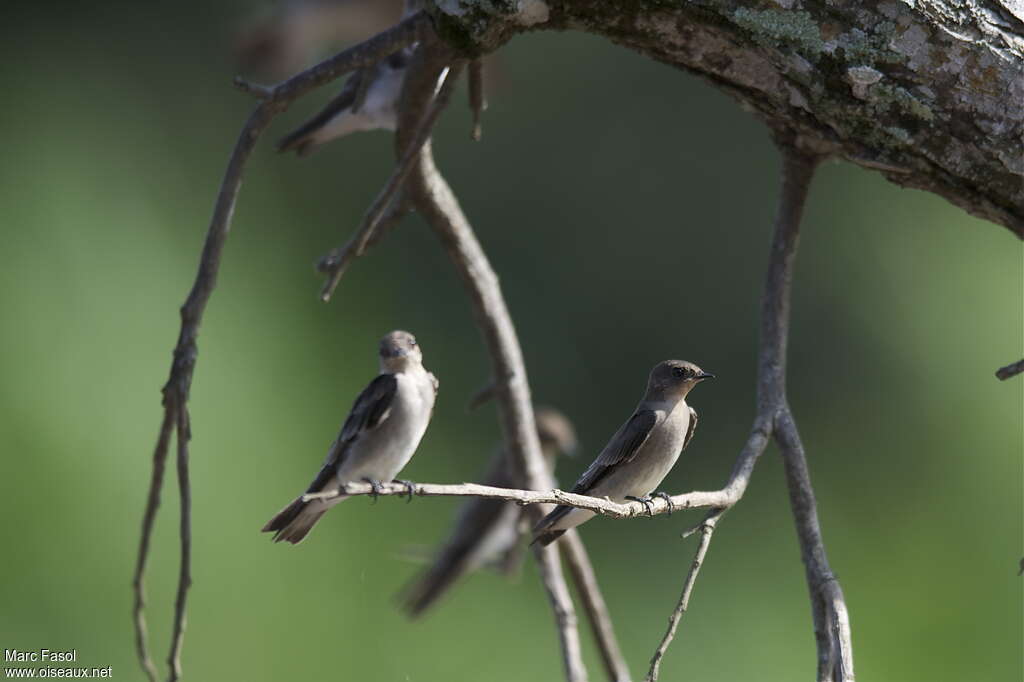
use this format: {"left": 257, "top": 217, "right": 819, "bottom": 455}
{"left": 426, "top": 0, "right": 1024, "bottom": 236}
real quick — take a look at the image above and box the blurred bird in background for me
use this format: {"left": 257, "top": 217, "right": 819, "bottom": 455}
{"left": 276, "top": 47, "right": 414, "bottom": 156}
{"left": 400, "top": 407, "right": 577, "bottom": 617}
{"left": 234, "top": 0, "right": 404, "bottom": 80}
{"left": 234, "top": 0, "right": 500, "bottom": 153}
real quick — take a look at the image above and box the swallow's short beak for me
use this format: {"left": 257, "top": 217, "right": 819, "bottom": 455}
{"left": 697, "top": 372, "right": 715, "bottom": 381}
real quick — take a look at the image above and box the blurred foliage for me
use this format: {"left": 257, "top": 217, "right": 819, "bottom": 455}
{"left": 0, "top": 2, "right": 1020, "bottom": 681}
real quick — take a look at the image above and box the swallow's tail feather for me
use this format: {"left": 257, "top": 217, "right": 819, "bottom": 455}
{"left": 400, "top": 559, "right": 466, "bottom": 618}
{"left": 530, "top": 529, "right": 566, "bottom": 547}
{"left": 529, "top": 504, "right": 574, "bottom": 547}
{"left": 262, "top": 495, "right": 341, "bottom": 545}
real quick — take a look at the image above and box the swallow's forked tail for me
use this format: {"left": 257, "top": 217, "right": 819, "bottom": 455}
{"left": 529, "top": 504, "right": 572, "bottom": 547}
{"left": 262, "top": 495, "right": 342, "bottom": 545}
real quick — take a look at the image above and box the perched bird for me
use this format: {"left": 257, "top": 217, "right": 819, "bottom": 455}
{"left": 262, "top": 330, "right": 438, "bottom": 544}
{"left": 532, "top": 360, "right": 714, "bottom": 547}
{"left": 276, "top": 48, "right": 411, "bottom": 156}
{"left": 400, "top": 407, "right": 577, "bottom": 617}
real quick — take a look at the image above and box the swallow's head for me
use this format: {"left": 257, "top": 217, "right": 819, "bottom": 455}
{"left": 648, "top": 359, "right": 714, "bottom": 399}
{"left": 379, "top": 330, "right": 422, "bottom": 371}
{"left": 535, "top": 406, "right": 578, "bottom": 460}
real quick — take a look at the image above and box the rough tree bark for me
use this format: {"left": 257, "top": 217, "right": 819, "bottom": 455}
{"left": 427, "top": 0, "right": 1023, "bottom": 236}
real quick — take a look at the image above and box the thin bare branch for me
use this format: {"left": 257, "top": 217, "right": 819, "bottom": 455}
{"left": 645, "top": 512, "right": 721, "bottom": 682}
{"left": 395, "top": 38, "right": 588, "bottom": 682}
{"left": 168, "top": 405, "right": 193, "bottom": 682}
{"left": 134, "top": 102, "right": 276, "bottom": 680}
{"left": 319, "top": 64, "right": 461, "bottom": 301}
{"left": 561, "top": 530, "right": 632, "bottom": 682}
{"left": 132, "top": 408, "right": 174, "bottom": 682}
{"left": 232, "top": 76, "right": 273, "bottom": 99}
{"left": 534, "top": 538, "right": 588, "bottom": 682}
{"left": 302, "top": 479, "right": 733, "bottom": 517}
{"left": 995, "top": 358, "right": 1024, "bottom": 380}
{"left": 468, "top": 59, "right": 486, "bottom": 141}
{"left": 776, "top": 409, "right": 854, "bottom": 682}
{"left": 466, "top": 381, "right": 497, "bottom": 411}
{"left": 315, "top": 196, "right": 412, "bottom": 273}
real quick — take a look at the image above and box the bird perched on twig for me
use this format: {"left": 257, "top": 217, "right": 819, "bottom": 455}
{"left": 262, "top": 330, "right": 438, "bottom": 544}
{"left": 276, "top": 48, "right": 412, "bottom": 156}
{"left": 400, "top": 407, "right": 577, "bottom": 617}
{"left": 275, "top": 0, "right": 422, "bottom": 156}
{"left": 532, "top": 360, "right": 714, "bottom": 547}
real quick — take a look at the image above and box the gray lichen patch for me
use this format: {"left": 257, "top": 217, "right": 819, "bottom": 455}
{"left": 870, "top": 83, "right": 935, "bottom": 121}
{"left": 845, "top": 65, "right": 883, "bottom": 99}
{"left": 732, "top": 8, "right": 825, "bottom": 55}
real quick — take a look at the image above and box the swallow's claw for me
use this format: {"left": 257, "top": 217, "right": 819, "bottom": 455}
{"left": 653, "top": 491, "right": 674, "bottom": 516}
{"left": 626, "top": 495, "right": 655, "bottom": 517}
{"left": 362, "top": 477, "right": 383, "bottom": 503}
{"left": 393, "top": 479, "right": 417, "bottom": 503}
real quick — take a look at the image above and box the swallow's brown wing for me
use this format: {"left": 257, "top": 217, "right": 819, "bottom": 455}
{"left": 570, "top": 409, "right": 659, "bottom": 494}
{"left": 276, "top": 70, "right": 363, "bottom": 155}
{"left": 532, "top": 410, "right": 658, "bottom": 539}
{"left": 304, "top": 372, "right": 398, "bottom": 494}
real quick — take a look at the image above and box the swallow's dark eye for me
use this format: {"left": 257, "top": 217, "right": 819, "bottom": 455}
{"left": 672, "top": 367, "right": 685, "bottom": 379}
{"left": 409, "top": 339, "right": 417, "bottom": 347}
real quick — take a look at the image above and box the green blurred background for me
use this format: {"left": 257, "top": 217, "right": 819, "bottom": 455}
{"left": 1, "top": 2, "right": 1021, "bottom": 680}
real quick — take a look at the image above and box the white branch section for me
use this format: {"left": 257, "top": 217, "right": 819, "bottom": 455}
{"left": 302, "top": 480, "right": 731, "bottom": 518}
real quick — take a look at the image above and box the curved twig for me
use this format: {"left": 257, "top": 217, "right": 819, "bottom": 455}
{"left": 645, "top": 512, "right": 721, "bottom": 682}
{"left": 996, "top": 359, "right": 1024, "bottom": 380}
{"left": 133, "top": 103, "right": 276, "bottom": 680}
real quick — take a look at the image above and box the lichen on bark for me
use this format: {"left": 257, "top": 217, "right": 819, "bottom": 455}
{"left": 427, "top": 0, "right": 1024, "bottom": 236}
